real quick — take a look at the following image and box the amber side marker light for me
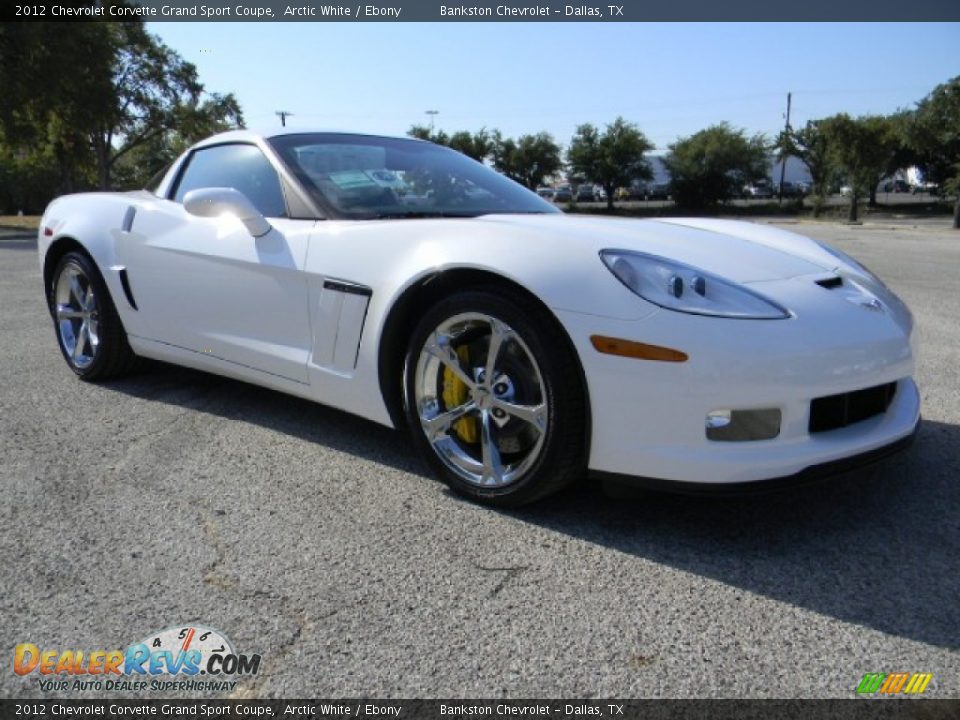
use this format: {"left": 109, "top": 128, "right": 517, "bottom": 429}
{"left": 590, "top": 335, "right": 688, "bottom": 362}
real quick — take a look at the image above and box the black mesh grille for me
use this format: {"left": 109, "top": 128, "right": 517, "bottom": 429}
{"left": 809, "top": 382, "right": 897, "bottom": 434}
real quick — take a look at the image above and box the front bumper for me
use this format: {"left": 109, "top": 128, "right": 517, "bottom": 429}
{"left": 591, "top": 418, "right": 919, "bottom": 496}
{"left": 557, "top": 283, "right": 920, "bottom": 485}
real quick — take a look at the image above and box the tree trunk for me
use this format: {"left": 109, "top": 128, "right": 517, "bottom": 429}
{"left": 97, "top": 152, "right": 112, "bottom": 191}
{"left": 812, "top": 195, "right": 823, "bottom": 218}
{"left": 953, "top": 195, "right": 960, "bottom": 230}
{"left": 848, "top": 194, "right": 859, "bottom": 223}
{"left": 55, "top": 147, "right": 74, "bottom": 195}
{"left": 869, "top": 186, "right": 877, "bottom": 207}
{"left": 606, "top": 185, "right": 614, "bottom": 211}
{"left": 92, "top": 132, "right": 112, "bottom": 191}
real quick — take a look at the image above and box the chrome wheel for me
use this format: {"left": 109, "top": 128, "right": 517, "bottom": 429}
{"left": 54, "top": 262, "right": 100, "bottom": 369}
{"left": 413, "top": 312, "right": 548, "bottom": 488}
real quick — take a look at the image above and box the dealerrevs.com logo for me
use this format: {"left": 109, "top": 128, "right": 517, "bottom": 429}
{"left": 14, "top": 624, "right": 260, "bottom": 693}
{"left": 856, "top": 672, "right": 933, "bottom": 696}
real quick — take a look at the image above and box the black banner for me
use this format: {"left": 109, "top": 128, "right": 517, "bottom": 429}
{"left": 3, "top": 0, "right": 959, "bottom": 21}
{"left": 2, "top": 700, "right": 960, "bottom": 719}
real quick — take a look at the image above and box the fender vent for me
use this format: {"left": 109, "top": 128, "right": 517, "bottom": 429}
{"left": 121, "top": 205, "right": 137, "bottom": 233}
{"left": 118, "top": 268, "right": 138, "bottom": 310}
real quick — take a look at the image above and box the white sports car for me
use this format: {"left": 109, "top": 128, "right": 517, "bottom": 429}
{"left": 38, "top": 129, "right": 920, "bottom": 506}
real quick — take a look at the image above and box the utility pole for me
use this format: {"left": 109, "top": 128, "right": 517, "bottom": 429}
{"left": 425, "top": 110, "right": 439, "bottom": 131}
{"left": 276, "top": 110, "right": 294, "bottom": 127}
{"left": 777, "top": 92, "right": 792, "bottom": 205}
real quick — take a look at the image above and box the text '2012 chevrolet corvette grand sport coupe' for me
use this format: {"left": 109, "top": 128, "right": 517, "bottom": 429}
{"left": 38, "top": 129, "right": 920, "bottom": 506}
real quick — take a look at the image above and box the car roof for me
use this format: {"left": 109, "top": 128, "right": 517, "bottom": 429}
{"left": 193, "top": 128, "right": 425, "bottom": 148}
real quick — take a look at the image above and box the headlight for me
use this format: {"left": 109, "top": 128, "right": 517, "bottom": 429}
{"left": 600, "top": 250, "right": 790, "bottom": 320}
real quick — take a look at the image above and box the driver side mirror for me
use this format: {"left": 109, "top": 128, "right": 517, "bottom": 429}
{"left": 183, "top": 187, "right": 272, "bottom": 238}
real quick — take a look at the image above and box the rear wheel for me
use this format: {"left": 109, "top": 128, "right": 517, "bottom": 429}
{"left": 49, "top": 251, "right": 137, "bottom": 380}
{"left": 403, "top": 288, "right": 586, "bottom": 507}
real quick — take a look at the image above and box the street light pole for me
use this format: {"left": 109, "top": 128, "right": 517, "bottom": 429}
{"left": 276, "top": 110, "right": 294, "bottom": 127}
{"left": 777, "top": 92, "right": 792, "bottom": 205}
{"left": 425, "top": 110, "right": 439, "bottom": 131}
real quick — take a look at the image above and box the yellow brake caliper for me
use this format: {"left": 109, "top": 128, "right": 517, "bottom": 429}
{"left": 442, "top": 345, "right": 478, "bottom": 443}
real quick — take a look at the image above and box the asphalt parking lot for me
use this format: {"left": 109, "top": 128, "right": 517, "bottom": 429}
{"left": 1, "top": 219, "right": 958, "bottom": 699}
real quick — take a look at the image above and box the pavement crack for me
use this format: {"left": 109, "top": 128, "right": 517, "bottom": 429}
{"left": 199, "top": 510, "right": 319, "bottom": 699}
{"left": 473, "top": 563, "right": 530, "bottom": 597}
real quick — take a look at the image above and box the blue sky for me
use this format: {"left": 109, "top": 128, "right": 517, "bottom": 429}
{"left": 150, "top": 22, "right": 960, "bottom": 152}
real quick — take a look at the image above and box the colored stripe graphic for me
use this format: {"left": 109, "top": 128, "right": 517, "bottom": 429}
{"left": 904, "top": 673, "right": 933, "bottom": 694}
{"left": 857, "top": 673, "right": 885, "bottom": 694}
{"left": 880, "top": 673, "right": 909, "bottom": 694}
{"left": 857, "top": 672, "right": 932, "bottom": 695}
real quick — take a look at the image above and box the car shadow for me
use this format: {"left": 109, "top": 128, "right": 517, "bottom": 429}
{"left": 103, "top": 361, "right": 958, "bottom": 650}
{"left": 515, "top": 418, "right": 960, "bottom": 651}
{"left": 100, "top": 359, "right": 426, "bottom": 476}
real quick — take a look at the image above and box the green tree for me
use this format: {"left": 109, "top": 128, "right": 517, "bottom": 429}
{"left": 407, "top": 127, "right": 497, "bottom": 164}
{"left": 778, "top": 120, "right": 833, "bottom": 217}
{"left": 0, "top": 23, "right": 108, "bottom": 197}
{"left": 567, "top": 117, "right": 652, "bottom": 210}
{"left": 907, "top": 76, "right": 960, "bottom": 229}
{"left": 818, "top": 114, "right": 900, "bottom": 223}
{"left": 0, "top": 20, "right": 243, "bottom": 196}
{"left": 861, "top": 113, "right": 911, "bottom": 207}
{"left": 112, "top": 93, "right": 244, "bottom": 190}
{"left": 664, "top": 123, "right": 768, "bottom": 209}
{"left": 407, "top": 125, "right": 450, "bottom": 145}
{"left": 87, "top": 24, "right": 243, "bottom": 189}
{"left": 448, "top": 129, "right": 494, "bottom": 162}
{"left": 492, "top": 131, "right": 562, "bottom": 189}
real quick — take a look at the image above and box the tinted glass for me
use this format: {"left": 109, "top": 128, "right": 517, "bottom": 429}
{"left": 268, "top": 133, "right": 558, "bottom": 220}
{"left": 173, "top": 144, "right": 287, "bottom": 218}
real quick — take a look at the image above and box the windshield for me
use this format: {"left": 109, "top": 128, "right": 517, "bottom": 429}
{"left": 268, "top": 133, "right": 559, "bottom": 220}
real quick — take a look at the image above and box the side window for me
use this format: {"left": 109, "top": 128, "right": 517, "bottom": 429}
{"left": 172, "top": 144, "right": 287, "bottom": 218}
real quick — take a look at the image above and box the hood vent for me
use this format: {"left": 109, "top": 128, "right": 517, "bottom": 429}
{"left": 815, "top": 276, "right": 843, "bottom": 290}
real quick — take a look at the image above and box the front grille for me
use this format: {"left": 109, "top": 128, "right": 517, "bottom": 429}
{"left": 809, "top": 382, "right": 897, "bottom": 434}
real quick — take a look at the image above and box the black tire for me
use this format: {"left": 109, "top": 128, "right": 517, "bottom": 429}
{"left": 403, "top": 287, "right": 587, "bottom": 507}
{"left": 48, "top": 251, "right": 138, "bottom": 381}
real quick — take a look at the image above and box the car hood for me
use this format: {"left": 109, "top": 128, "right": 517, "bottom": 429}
{"left": 475, "top": 214, "right": 835, "bottom": 283}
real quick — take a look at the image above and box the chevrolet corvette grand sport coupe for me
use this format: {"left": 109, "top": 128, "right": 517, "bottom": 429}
{"left": 38, "top": 130, "right": 920, "bottom": 506}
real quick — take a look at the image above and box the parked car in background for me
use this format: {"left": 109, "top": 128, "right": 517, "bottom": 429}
{"left": 553, "top": 184, "right": 572, "bottom": 202}
{"left": 882, "top": 180, "right": 911, "bottom": 193}
{"left": 644, "top": 183, "right": 671, "bottom": 201}
{"left": 913, "top": 181, "right": 940, "bottom": 196}
{"left": 576, "top": 184, "right": 601, "bottom": 202}
{"left": 743, "top": 182, "right": 774, "bottom": 200}
{"left": 772, "top": 181, "right": 802, "bottom": 199}
{"left": 536, "top": 186, "right": 555, "bottom": 200}
{"left": 616, "top": 185, "right": 645, "bottom": 201}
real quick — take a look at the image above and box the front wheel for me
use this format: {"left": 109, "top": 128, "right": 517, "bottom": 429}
{"left": 49, "top": 251, "right": 137, "bottom": 380}
{"left": 403, "top": 288, "right": 586, "bottom": 507}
